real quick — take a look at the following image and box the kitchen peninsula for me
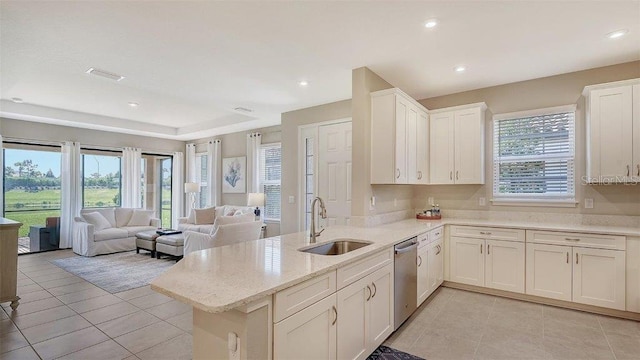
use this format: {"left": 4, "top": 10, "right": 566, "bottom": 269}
{"left": 151, "top": 218, "right": 640, "bottom": 360}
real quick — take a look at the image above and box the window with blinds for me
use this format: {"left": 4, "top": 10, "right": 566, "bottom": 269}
{"left": 260, "top": 144, "right": 281, "bottom": 220}
{"left": 493, "top": 107, "right": 575, "bottom": 201}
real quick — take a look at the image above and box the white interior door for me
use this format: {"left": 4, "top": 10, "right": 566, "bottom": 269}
{"left": 318, "top": 122, "right": 352, "bottom": 227}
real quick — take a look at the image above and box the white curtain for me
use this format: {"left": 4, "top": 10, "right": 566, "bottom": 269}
{"left": 186, "top": 143, "right": 196, "bottom": 183}
{"left": 246, "top": 132, "right": 261, "bottom": 193}
{"left": 206, "top": 139, "right": 221, "bottom": 206}
{"left": 171, "top": 151, "right": 184, "bottom": 228}
{"left": 121, "top": 147, "right": 142, "bottom": 208}
{"left": 60, "top": 141, "right": 82, "bottom": 249}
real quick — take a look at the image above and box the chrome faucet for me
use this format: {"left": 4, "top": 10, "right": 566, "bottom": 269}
{"left": 310, "top": 197, "right": 327, "bottom": 243}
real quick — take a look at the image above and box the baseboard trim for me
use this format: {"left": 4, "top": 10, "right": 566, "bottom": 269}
{"left": 442, "top": 281, "right": 640, "bottom": 321}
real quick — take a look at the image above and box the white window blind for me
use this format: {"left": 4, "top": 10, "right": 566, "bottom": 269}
{"left": 195, "top": 154, "right": 208, "bottom": 208}
{"left": 259, "top": 144, "right": 281, "bottom": 220}
{"left": 493, "top": 107, "right": 575, "bottom": 201}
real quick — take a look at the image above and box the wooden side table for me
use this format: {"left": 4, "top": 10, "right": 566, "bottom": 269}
{"left": 0, "top": 218, "right": 22, "bottom": 310}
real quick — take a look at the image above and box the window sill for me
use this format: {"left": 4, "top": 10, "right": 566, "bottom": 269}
{"left": 490, "top": 198, "right": 578, "bottom": 208}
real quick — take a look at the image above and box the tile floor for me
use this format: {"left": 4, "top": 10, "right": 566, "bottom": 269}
{"left": 1, "top": 250, "right": 191, "bottom": 360}
{"left": 3, "top": 249, "right": 640, "bottom": 360}
{"left": 385, "top": 287, "right": 640, "bottom": 360}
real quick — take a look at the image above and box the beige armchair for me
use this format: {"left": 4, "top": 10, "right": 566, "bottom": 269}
{"left": 183, "top": 221, "right": 262, "bottom": 256}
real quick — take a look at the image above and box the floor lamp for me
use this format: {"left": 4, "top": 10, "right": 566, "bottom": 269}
{"left": 184, "top": 182, "right": 200, "bottom": 210}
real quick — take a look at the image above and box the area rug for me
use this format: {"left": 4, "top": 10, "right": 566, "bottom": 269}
{"left": 367, "top": 346, "right": 424, "bottom": 360}
{"left": 51, "top": 251, "right": 174, "bottom": 293}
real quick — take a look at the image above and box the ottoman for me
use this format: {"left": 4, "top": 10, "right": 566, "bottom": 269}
{"left": 156, "top": 233, "right": 185, "bottom": 261}
{"left": 136, "top": 231, "right": 160, "bottom": 258}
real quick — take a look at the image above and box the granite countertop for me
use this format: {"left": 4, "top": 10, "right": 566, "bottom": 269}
{"left": 0, "top": 218, "right": 23, "bottom": 228}
{"left": 150, "top": 218, "right": 639, "bottom": 314}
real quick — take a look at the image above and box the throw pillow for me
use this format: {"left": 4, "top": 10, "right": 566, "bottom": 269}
{"left": 194, "top": 207, "right": 216, "bottom": 225}
{"left": 83, "top": 212, "right": 112, "bottom": 231}
{"left": 127, "top": 209, "right": 155, "bottom": 226}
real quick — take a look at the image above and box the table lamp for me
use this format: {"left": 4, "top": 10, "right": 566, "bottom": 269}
{"left": 247, "top": 193, "right": 265, "bottom": 219}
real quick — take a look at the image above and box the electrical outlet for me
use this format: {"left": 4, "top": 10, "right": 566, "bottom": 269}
{"left": 288, "top": 195, "right": 295, "bottom": 204}
{"left": 427, "top": 197, "right": 434, "bottom": 206}
{"left": 479, "top": 197, "right": 486, "bottom": 206}
{"left": 585, "top": 198, "right": 594, "bottom": 209}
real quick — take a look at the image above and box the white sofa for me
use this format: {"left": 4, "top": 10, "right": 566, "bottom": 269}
{"left": 184, "top": 220, "right": 262, "bottom": 256}
{"left": 73, "top": 208, "right": 160, "bottom": 257}
{"left": 177, "top": 205, "right": 254, "bottom": 234}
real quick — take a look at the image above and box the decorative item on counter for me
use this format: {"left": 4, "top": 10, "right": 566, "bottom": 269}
{"left": 416, "top": 207, "right": 441, "bottom": 220}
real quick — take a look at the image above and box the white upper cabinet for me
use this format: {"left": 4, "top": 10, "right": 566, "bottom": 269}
{"left": 584, "top": 79, "right": 640, "bottom": 182}
{"left": 430, "top": 103, "right": 487, "bottom": 184}
{"left": 371, "top": 88, "right": 429, "bottom": 184}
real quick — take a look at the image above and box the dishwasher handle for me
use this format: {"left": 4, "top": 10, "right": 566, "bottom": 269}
{"left": 395, "top": 240, "right": 418, "bottom": 254}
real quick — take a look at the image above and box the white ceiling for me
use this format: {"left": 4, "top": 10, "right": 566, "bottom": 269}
{"left": 1, "top": 1, "right": 638, "bottom": 140}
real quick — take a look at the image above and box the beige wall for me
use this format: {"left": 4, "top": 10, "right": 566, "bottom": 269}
{"left": 0, "top": 118, "right": 185, "bottom": 152}
{"left": 416, "top": 61, "right": 640, "bottom": 216}
{"left": 280, "top": 100, "right": 351, "bottom": 235}
{"left": 192, "top": 125, "right": 282, "bottom": 236}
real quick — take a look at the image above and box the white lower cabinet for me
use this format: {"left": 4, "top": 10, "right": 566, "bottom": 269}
{"left": 526, "top": 243, "right": 626, "bottom": 310}
{"left": 418, "top": 237, "right": 444, "bottom": 305}
{"left": 449, "top": 227, "right": 525, "bottom": 294}
{"left": 337, "top": 263, "right": 394, "bottom": 360}
{"left": 450, "top": 236, "right": 485, "bottom": 287}
{"left": 417, "top": 245, "right": 430, "bottom": 304}
{"left": 525, "top": 243, "right": 572, "bottom": 301}
{"left": 274, "top": 293, "right": 337, "bottom": 360}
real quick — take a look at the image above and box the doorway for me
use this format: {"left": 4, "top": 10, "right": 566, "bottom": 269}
{"left": 298, "top": 119, "right": 352, "bottom": 232}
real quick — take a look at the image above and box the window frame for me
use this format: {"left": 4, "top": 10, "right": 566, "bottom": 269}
{"left": 81, "top": 149, "right": 123, "bottom": 209}
{"left": 259, "top": 142, "right": 282, "bottom": 221}
{"left": 491, "top": 105, "right": 578, "bottom": 207}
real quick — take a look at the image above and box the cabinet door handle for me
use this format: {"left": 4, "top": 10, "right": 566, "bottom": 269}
{"left": 576, "top": 252, "right": 579, "bottom": 265}
{"left": 456, "top": 170, "right": 459, "bottom": 180}
{"left": 417, "top": 171, "right": 422, "bottom": 180}
{"left": 564, "top": 238, "right": 581, "bottom": 242}
{"left": 627, "top": 165, "right": 630, "bottom": 177}
{"left": 436, "top": 245, "right": 441, "bottom": 255}
{"left": 566, "top": 252, "right": 569, "bottom": 264}
{"left": 371, "top": 282, "right": 377, "bottom": 298}
{"left": 480, "top": 231, "right": 486, "bottom": 235}
{"left": 366, "top": 285, "right": 372, "bottom": 301}
{"left": 637, "top": 164, "right": 639, "bottom": 176}
{"left": 480, "top": 244, "right": 483, "bottom": 254}
{"left": 450, "top": 171, "right": 453, "bottom": 180}
{"left": 417, "top": 255, "right": 422, "bottom": 267}
{"left": 396, "top": 169, "right": 401, "bottom": 179}
{"left": 332, "top": 306, "right": 337, "bottom": 325}
{"left": 487, "top": 244, "right": 490, "bottom": 255}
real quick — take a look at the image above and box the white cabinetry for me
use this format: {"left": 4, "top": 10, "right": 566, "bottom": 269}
{"left": 584, "top": 79, "right": 640, "bottom": 182}
{"left": 371, "top": 88, "right": 429, "bottom": 184}
{"left": 429, "top": 103, "right": 486, "bottom": 184}
{"left": 449, "top": 226, "right": 525, "bottom": 293}
{"left": 274, "top": 249, "right": 393, "bottom": 360}
{"left": 525, "top": 230, "right": 626, "bottom": 310}
{"left": 274, "top": 294, "right": 337, "bottom": 360}
{"left": 417, "top": 228, "right": 444, "bottom": 305}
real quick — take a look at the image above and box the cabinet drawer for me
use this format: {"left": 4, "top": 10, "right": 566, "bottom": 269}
{"left": 450, "top": 225, "right": 525, "bottom": 242}
{"left": 417, "top": 232, "right": 429, "bottom": 249}
{"left": 274, "top": 271, "right": 337, "bottom": 322}
{"left": 526, "top": 230, "right": 626, "bottom": 250}
{"left": 337, "top": 248, "right": 393, "bottom": 290}
{"left": 430, "top": 228, "right": 443, "bottom": 241}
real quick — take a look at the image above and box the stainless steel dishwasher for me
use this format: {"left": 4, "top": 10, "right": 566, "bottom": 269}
{"left": 394, "top": 237, "right": 418, "bottom": 330}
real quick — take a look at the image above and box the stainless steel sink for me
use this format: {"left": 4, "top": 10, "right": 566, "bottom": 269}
{"left": 299, "top": 239, "right": 372, "bottom": 256}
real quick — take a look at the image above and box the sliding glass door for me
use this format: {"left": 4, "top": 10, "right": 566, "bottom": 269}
{"left": 160, "top": 158, "right": 172, "bottom": 228}
{"left": 3, "top": 144, "right": 62, "bottom": 254}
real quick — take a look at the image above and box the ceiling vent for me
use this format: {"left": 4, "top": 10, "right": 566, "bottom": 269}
{"left": 85, "top": 68, "right": 125, "bottom": 81}
{"left": 234, "top": 107, "right": 253, "bottom": 113}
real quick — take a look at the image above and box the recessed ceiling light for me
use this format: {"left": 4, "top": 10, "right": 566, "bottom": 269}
{"left": 128, "top": 102, "right": 139, "bottom": 108}
{"left": 298, "top": 80, "right": 309, "bottom": 87}
{"left": 86, "top": 67, "right": 125, "bottom": 82}
{"left": 607, "top": 29, "right": 628, "bottom": 39}
{"left": 454, "top": 65, "right": 466, "bottom": 73}
{"left": 11, "top": 97, "right": 24, "bottom": 103}
{"left": 424, "top": 19, "right": 438, "bottom": 28}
